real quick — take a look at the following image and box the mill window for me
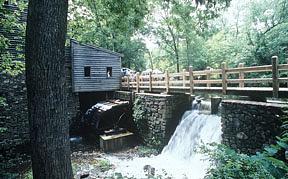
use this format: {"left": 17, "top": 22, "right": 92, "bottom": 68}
{"left": 84, "top": 66, "right": 91, "bottom": 77}
{"left": 106, "top": 67, "right": 112, "bottom": 77}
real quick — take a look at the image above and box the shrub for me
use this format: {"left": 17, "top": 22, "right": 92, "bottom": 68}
{"left": 205, "top": 110, "right": 288, "bottom": 179}
{"left": 204, "top": 144, "right": 274, "bottom": 179}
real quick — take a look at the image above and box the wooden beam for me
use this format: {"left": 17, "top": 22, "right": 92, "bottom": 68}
{"left": 189, "top": 66, "right": 194, "bottom": 95}
{"left": 127, "top": 76, "right": 130, "bottom": 90}
{"left": 206, "top": 67, "right": 211, "bottom": 88}
{"left": 238, "top": 63, "right": 244, "bottom": 87}
{"left": 226, "top": 65, "right": 272, "bottom": 73}
{"left": 272, "top": 56, "right": 279, "bottom": 98}
{"left": 182, "top": 69, "right": 186, "bottom": 87}
{"left": 165, "top": 70, "right": 169, "bottom": 93}
{"left": 221, "top": 62, "right": 227, "bottom": 95}
{"left": 149, "top": 71, "right": 152, "bottom": 92}
{"left": 136, "top": 72, "right": 140, "bottom": 93}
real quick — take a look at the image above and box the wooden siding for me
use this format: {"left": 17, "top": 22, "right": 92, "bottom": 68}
{"left": 71, "top": 40, "right": 122, "bottom": 92}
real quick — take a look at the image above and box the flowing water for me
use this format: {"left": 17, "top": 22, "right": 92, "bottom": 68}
{"left": 106, "top": 100, "right": 222, "bottom": 179}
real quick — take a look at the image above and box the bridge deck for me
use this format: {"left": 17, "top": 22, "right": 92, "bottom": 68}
{"left": 121, "top": 86, "right": 288, "bottom": 98}
{"left": 121, "top": 58, "right": 288, "bottom": 98}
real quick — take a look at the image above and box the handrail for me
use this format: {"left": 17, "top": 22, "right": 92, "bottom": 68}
{"left": 121, "top": 56, "right": 288, "bottom": 98}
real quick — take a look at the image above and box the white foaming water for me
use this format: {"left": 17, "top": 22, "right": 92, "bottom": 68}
{"left": 106, "top": 105, "right": 222, "bottom": 179}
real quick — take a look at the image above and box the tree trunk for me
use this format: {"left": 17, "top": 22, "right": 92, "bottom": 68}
{"left": 167, "top": 24, "right": 180, "bottom": 73}
{"left": 25, "top": 0, "right": 72, "bottom": 178}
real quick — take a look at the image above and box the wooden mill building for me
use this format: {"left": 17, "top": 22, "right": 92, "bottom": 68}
{"left": 71, "top": 40, "right": 123, "bottom": 92}
{"left": 65, "top": 40, "right": 124, "bottom": 114}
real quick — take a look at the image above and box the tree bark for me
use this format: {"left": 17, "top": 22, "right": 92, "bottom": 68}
{"left": 25, "top": 0, "right": 72, "bottom": 178}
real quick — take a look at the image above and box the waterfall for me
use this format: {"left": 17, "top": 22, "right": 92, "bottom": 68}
{"left": 107, "top": 100, "right": 222, "bottom": 179}
{"left": 161, "top": 111, "right": 221, "bottom": 161}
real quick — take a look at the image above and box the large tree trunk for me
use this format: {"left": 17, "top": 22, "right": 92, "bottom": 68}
{"left": 25, "top": 0, "right": 72, "bottom": 178}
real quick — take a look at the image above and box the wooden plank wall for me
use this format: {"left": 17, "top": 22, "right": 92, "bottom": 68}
{"left": 71, "top": 40, "right": 122, "bottom": 92}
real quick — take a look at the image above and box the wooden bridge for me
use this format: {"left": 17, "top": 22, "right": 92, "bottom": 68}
{"left": 121, "top": 56, "right": 288, "bottom": 98}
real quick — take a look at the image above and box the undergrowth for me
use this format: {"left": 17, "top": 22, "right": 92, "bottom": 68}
{"left": 204, "top": 110, "right": 288, "bottom": 179}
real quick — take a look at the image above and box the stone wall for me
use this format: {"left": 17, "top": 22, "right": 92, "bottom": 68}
{"left": 133, "top": 93, "right": 191, "bottom": 149}
{"left": 65, "top": 48, "right": 80, "bottom": 129}
{"left": 221, "top": 100, "right": 288, "bottom": 154}
{"left": 0, "top": 73, "right": 28, "bottom": 150}
{"left": 0, "top": 49, "right": 80, "bottom": 150}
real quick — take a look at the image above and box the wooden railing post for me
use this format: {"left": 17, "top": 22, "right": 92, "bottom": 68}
{"left": 127, "top": 76, "right": 130, "bottom": 90}
{"left": 149, "top": 71, "right": 152, "bottom": 92}
{"left": 221, "top": 62, "right": 227, "bottom": 95}
{"left": 189, "top": 66, "right": 194, "bottom": 95}
{"left": 165, "top": 70, "right": 169, "bottom": 93}
{"left": 136, "top": 72, "right": 140, "bottom": 93}
{"left": 182, "top": 69, "right": 186, "bottom": 87}
{"left": 238, "top": 63, "right": 244, "bottom": 87}
{"left": 206, "top": 66, "right": 211, "bottom": 88}
{"left": 272, "top": 56, "right": 279, "bottom": 98}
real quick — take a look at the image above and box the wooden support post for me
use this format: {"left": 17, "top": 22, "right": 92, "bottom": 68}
{"left": 136, "top": 72, "right": 140, "bottom": 93}
{"left": 272, "top": 56, "right": 279, "bottom": 98}
{"left": 238, "top": 63, "right": 244, "bottom": 88}
{"left": 189, "top": 66, "right": 194, "bottom": 95}
{"left": 127, "top": 76, "right": 130, "bottom": 90}
{"left": 206, "top": 67, "right": 211, "bottom": 88}
{"left": 221, "top": 62, "right": 227, "bottom": 95}
{"left": 149, "top": 71, "right": 152, "bottom": 92}
{"left": 182, "top": 69, "right": 186, "bottom": 87}
{"left": 165, "top": 70, "right": 169, "bottom": 93}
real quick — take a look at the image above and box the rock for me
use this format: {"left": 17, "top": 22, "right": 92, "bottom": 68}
{"left": 236, "top": 132, "right": 248, "bottom": 140}
{"left": 80, "top": 173, "right": 89, "bottom": 178}
{"left": 143, "top": 165, "right": 155, "bottom": 176}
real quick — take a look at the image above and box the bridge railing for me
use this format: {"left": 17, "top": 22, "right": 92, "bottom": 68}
{"left": 121, "top": 56, "right": 288, "bottom": 98}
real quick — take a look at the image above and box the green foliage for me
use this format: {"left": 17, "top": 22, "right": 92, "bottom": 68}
{"left": 133, "top": 98, "right": 164, "bottom": 150}
{"left": 0, "top": 0, "right": 26, "bottom": 75}
{"left": 252, "top": 109, "right": 288, "bottom": 178}
{"left": 149, "top": 136, "right": 163, "bottom": 152}
{"left": 245, "top": 0, "right": 288, "bottom": 65}
{"left": 204, "top": 144, "right": 275, "bottom": 179}
{"left": 0, "top": 127, "right": 8, "bottom": 133}
{"left": 148, "top": 0, "right": 231, "bottom": 71}
{"left": 133, "top": 97, "right": 149, "bottom": 141}
{"left": 136, "top": 145, "right": 159, "bottom": 157}
{"left": 23, "top": 168, "right": 33, "bottom": 179}
{"left": 98, "top": 159, "right": 112, "bottom": 172}
{"left": 106, "top": 172, "right": 137, "bottom": 179}
{"left": 68, "top": 0, "right": 148, "bottom": 71}
{"left": 0, "top": 96, "right": 7, "bottom": 107}
{"left": 148, "top": 0, "right": 288, "bottom": 72}
{"left": 0, "top": 94, "right": 8, "bottom": 134}
{"left": 0, "top": 57, "right": 25, "bottom": 76}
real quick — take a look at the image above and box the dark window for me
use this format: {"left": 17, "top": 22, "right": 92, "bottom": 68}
{"left": 84, "top": 66, "right": 91, "bottom": 77}
{"left": 106, "top": 67, "right": 112, "bottom": 77}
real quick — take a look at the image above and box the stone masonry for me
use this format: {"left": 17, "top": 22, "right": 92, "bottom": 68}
{"left": 0, "top": 49, "right": 80, "bottom": 151}
{"left": 133, "top": 93, "right": 191, "bottom": 149}
{"left": 221, "top": 100, "right": 288, "bottom": 154}
{"left": 0, "top": 73, "right": 29, "bottom": 150}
